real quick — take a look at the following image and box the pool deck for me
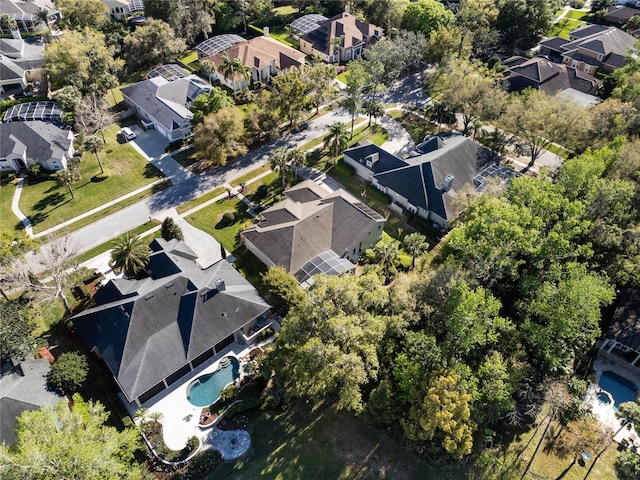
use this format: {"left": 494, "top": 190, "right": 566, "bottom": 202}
{"left": 585, "top": 361, "right": 640, "bottom": 453}
{"left": 119, "top": 340, "right": 257, "bottom": 452}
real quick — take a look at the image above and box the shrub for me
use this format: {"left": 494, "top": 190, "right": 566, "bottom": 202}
{"left": 161, "top": 217, "right": 184, "bottom": 241}
{"left": 219, "top": 384, "right": 236, "bottom": 402}
{"left": 222, "top": 211, "right": 235, "bottom": 225}
{"left": 28, "top": 163, "right": 41, "bottom": 178}
{"left": 47, "top": 351, "right": 89, "bottom": 394}
{"left": 570, "top": 0, "right": 585, "bottom": 8}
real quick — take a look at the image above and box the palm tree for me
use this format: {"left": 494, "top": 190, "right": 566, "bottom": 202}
{"left": 54, "top": 167, "right": 80, "bottom": 199}
{"left": 133, "top": 408, "right": 149, "bottom": 425}
{"left": 363, "top": 98, "right": 385, "bottom": 128}
{"left": 287, "top": 148, "right": 306, "bottom": 182}
{"left": 323, "top": 122, "right": 349, "bottom": 159}
{"left": 84, "top": 136, "right": 104, "bottom": 174}
{"left": 270, "top": 147, "right": 289, "bottom": 191}
{"left": 109, "top": 232, "right": 150, "bottom": 278}
{"left": 35, "top": 8, "right": 51, "bottom": 36}
{"left": 218, "top": 54, "right": 251, "bottom": 96}
{"left": 403, "top": 233, "right": 428, "bottom": 270}
{"left": 614, "top": 401, "right": 640, "bottom": 437}
{"left": 374, "top": 241, "right": 400, "bottom": 283}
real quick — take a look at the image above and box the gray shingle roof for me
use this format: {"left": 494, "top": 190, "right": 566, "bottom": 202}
{"left": 72, "top": 241, "right": 271, "bottom": 403}
{"left": 350, "top": 135, "right": 497, "bottom": 222}
{"left": 242, "top": 180, "right": 384, "bottom": 274}
{"left": 0, "top": 121, "right": 71, "bottom": 162}
{"left": 120, "top": 73, "right": 211, "bottom": 133}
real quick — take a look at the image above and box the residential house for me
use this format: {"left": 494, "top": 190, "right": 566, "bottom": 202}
{"left": 0, "top": 37, "right": 46, "bottom": 96}
{"left": 344, "top": 134, "right": 511, "bottom": 227}
{"left": 298, "top": 6, "right": 383, "bottom": 63}
{"left": 0, "top": 357, "right": 63, "bottom": 445}
{"left": 120, "top": 65, "right": 212, "bottom": 141}
{"left": 0, "top": 118, "right": 73, "bottom": 171}
{"left": 101, "top": 0, "right": 144, "bottom": 20}
{"left": 199, "top": 32, "right": 306, "bottom": 91}
{"left": 539, "top": 24, "right": 637, "bottom": 75}
{"left": 597, "top": 289, "right": 640, "bottom": 374}
{"left": 0, "top": 0, "right": 59, "bottom": 34}
{"left": 241, "top": 180, "right": 385, "bottom": 285}
{"left": 502, "top": 56, "right": 602, "bottom": 96}
{"left": 605, "top": 6, "right": 640, "bottom": 27}
{"left": 72, "top": 239, "right": 272, "bottom": 407}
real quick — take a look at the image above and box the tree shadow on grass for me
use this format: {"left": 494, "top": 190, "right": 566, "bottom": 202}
{"left": 144, "top": 163, "right": 163, "bottom": 179}
{"left": 32, "top": 192, "right": 66, "bottom": 211}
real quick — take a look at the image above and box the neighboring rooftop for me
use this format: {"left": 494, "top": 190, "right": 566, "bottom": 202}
{"left": 196, "top": 34, "right": 245, "bottom": 58}
{"left": 301, "top": 10, "right": 382, "bottom": 55}
{"left": 604, "top": 289, "right": 640, "bottom": 351}
{"left": 0, "top": 357, "right": 63, "bottom": 445}
{"left": 0, "top": 121, "right": 72, "bottom": 161}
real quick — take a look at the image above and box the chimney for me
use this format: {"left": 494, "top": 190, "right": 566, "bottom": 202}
{"left": 345, "top": 5, "right": 350, "bottom": 14}
{"left": 263, "top": 26, "right": 269, "bottom": 37}
{"left": 442, "top": 174, "right": 454, "bottom": 192}
{"left": 215, "top": 278, "right": 226, "bottom": 291}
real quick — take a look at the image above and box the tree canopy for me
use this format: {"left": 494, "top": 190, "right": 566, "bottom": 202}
{"left": 0, "top": 395, "right": 142, "bottom": 480}
{"left": 122, "top": 19, "right": 186, "bottom": 72}
{"left": 401, "top": 0, "right": 455, "bottom": 37}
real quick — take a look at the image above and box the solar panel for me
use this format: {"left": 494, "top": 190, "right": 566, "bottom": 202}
{"left": 196, "top": 34, "right": 245, "bottom": 58}
{"left": 3, "top": 102, "right": 63, "bottom": 122}
{"left": 290, "top": 14, "right": 327, "bottom": 35}
{"left": 147, "top": 64, "right": 189, "bottom": 82}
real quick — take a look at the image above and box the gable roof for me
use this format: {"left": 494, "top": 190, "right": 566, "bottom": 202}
{"left": 346, "top": 134, "right": 497, "bottom": 221}
{"left": 242, "top": 180, "right": 384, "bottom": 274}
{"left": 0, "top": 121, "right": 72, "bottom": 161}
{"left": 202, "top": 36, "right": 305, "bottom": 75}
{"left": 301, "top": 11, "right": 382, "bottom": 55}
{"left": 120, "top": 72, "right": 212, "bottom": 132}
{"left": 0, "top": 55, "right": 25, "bottom": 82}
{"left": 503, "top": 56, "right": 602, "bottom": 95}
{"left": 606, "top": 6, "right": 640, "bottom": 24}
{"left": 72, "top": 241, "right": 270, "bottom": 402}
{"left": 0, "top": 358, "right": 63, "bottom": 445}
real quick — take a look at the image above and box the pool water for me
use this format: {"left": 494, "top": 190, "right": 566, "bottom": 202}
{"left": 187, "top": 357, "right": 240, "bottom": 407}
{"left": 598, "top": 370, "right": 638, "bottom": 411}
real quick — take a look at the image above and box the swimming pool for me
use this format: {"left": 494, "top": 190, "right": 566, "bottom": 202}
{"left": 598, "top": 370, "right": 638, "bottom": 411}
{"left": 187, "top": 357, "right": 240, "bottom": 407}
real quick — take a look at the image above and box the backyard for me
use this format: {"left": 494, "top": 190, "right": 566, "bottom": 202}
{"left": 17, "top": 123, "right": 163, "bottom": 234}
{"left": 0, "top": 182, "right": 17, "bottom": 237}
{"left": 211, "top": 401, "right": 466, "bottom": 480}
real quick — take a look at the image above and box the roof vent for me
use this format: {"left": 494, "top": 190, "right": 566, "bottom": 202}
{"left": 215, "top": 278, "right": 226, "bottom": 291}
{"left": 443, "top": 174, "right": 454, "bottom": 193}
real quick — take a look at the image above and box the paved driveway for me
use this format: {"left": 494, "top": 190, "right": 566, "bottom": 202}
{"left": 128, "top": 126, "right": 194, "bottom": 184}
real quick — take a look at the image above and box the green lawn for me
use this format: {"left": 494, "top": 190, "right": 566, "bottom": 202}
{"left": 565, "top": 9, "right": 587, "bottom": 20}
{"left": 176, "top": 187, "right": 226, "bottom": 215}
{"left": 548, "top": 18, "right": 586, "bottom": 39}
{"left": 229, "top": 164, "right": 272, "bottom": 187}
{"left": 387, "top": 110, "right": 438, "bottom": 145}
{"left": 268, "top": 25, "right": 299, "bottom": 49}
{"left": 336, "top": 70, "right": 350, "bottom": 84}
{"left": 0, "top": 183, "right": 18, "bottom": 236}
{"left": 172, "top": 149, "right": 200, "bottom": 168}
{"left": 18, "top": 123, "right": 163, "bottom": 234}
{"left": 211, "top": 402, "right": 465, "bottom": 480}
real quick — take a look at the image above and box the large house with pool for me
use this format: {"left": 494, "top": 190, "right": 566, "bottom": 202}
{"left": 72, "top": 239, "right": 272, "bottom": 407}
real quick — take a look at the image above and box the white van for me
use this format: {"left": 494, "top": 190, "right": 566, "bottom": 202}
{"left": 119, "top": 127, "right": 136, "bottom": 141}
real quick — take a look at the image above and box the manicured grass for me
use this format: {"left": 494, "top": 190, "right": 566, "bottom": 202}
{"left": 176, "top": 187, "right": 226, "bottom": 215}
{"left": 388, "top": 110, "right": 438, "bottom": 145}
{"left": 229, "top": 164, "right": 272, "bottom": 187}
{"left": 548, "top": 18, "right": 586, "bottom": 39}
{"left": 185, "top": 198, "right": 252, "bottom": 252}
{"left": 58, "top": 184, "right": 167, "bottom": 236}
{"left": 565, "top": 9, "right": 587, "bottom": 20}
{"left": 211, "top": 401, "right": 464, "bottom": 480}
{"left": 18, "top": 124, "right": 163, "bottom": 234}
{"left": 273, "top": 5, "right": 297, "bottom": 15}
{"left": 0, "top": 183, "right": 18, "bottom": 236}
{"left": 179, "top": 51, "right": 198, "bottom": 65}
{"left": 184, "top": 172, "right": 278, "bottom": 252}
{"left": 268, "top": 25, "right": 299, "bottom": 49}
{"left": 72, "top": 221, "right": 161, "bottom": 265}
